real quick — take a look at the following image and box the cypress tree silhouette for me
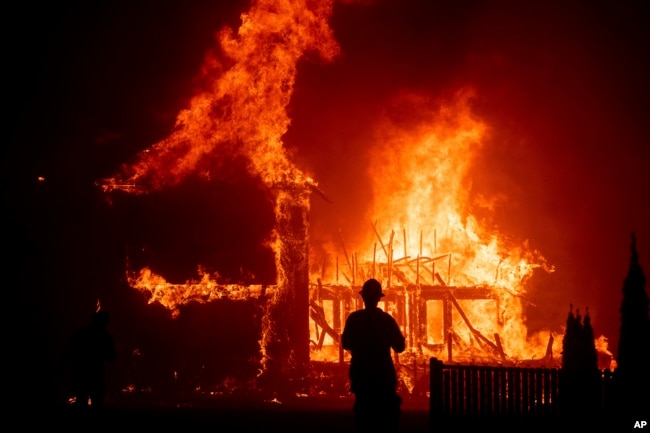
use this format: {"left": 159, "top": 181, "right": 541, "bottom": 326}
{"left": 561, "top": 304, "right": 580, "bottom": 371}
{"left": 582, "top": 309, "right": 598, "bottom": 372}
{"left": 560, "top": 304, "right": 602, "bottom": 422}
{"left": 615, "top": 233, "right": 650, "bottom": 416}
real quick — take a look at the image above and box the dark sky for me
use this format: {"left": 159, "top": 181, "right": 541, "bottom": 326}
{"left": 6, "top": 0, "right": 650, "bottom": 396}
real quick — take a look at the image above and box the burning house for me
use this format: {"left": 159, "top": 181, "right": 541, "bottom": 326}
{"left": 97, "top": 0, "right": 561, "bottom": 400}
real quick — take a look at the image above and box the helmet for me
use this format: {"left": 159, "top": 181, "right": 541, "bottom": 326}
{"left": 359, "top": 278, "right": 384, "bottom": 299}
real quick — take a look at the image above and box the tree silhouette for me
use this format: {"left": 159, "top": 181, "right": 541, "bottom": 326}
{"left": 581, "top": 309, "right": 598, "bottom": 372}
{"left": 560, "top": 304, "right": 601, "bottom": 421}
{"left": 615, "top": 233, "right": 650, "bottom": 416}
{"left": 561, "top": 304, "right": 580, "bottom": 371}
{"left": 561, "top": 305, "right": 598, "bottom": 372}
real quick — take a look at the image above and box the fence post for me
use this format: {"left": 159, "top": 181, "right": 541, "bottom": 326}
{"left": 430, "top": 357, "right": 444, "bottom": 431}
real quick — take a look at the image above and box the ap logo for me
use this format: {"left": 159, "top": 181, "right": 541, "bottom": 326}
{"left": 634, "top": 421, "right": 647, "bottom": 428}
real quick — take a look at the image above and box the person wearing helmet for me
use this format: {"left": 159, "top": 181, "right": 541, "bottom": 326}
{"left": 342, "top": 278, "right": 406, "bottom": 432}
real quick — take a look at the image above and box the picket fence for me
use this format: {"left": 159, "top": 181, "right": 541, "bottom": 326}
{"left": 428, "top": 358, "right": 618, "bottom": 428}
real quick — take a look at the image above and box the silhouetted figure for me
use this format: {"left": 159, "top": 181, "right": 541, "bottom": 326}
{"left": 65, "top": 309, "right": 116, "bottom": 410}
{"left": 342, "top": 279, "right": 406, "bottom": 432}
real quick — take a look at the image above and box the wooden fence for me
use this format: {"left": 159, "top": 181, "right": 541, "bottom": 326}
{"left": 428, "top": 358, "right": 618, "bottom": 429}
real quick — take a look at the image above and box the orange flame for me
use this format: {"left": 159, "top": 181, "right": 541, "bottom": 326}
{"left": 101, "top": 0, "right": 341, "bottom": 378}
{"left": 101, "top": 0, "right": 574, "bottom": 370}
{"left": 102, "top": 0, "right": 339, "bottom": 283}
{"left": 128, "top": 266, "right": 267, "bottom": 318}
{"left": 313, "top": 89, "right": 558, "bottom": 363}
{"left": 101, "top": 0, "right": 339, "bottom": 193}
{"left": 364, "top": 89, "right": 546, "bottom": 290}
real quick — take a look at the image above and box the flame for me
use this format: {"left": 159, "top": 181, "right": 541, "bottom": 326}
{"left": 312, "top": 89, "right": 558, "bottom": 363}
{"left": 595, "top": 335, "right": 616, "bottom": 370}
{"left": 100, "top": 0, "right": 338, "bottom": 193}
{"left": 102, "top": 0, "right": 569, "bottom": 375}
{"left": 365, "top": 89, "right": 544, "bottom": 290}
{"left": 101, "top": 0, "right": 340, "bottom": 382}
{"left": 102, "top": 0, "right": 340, "bottom": 290}
{"left": 128, "top": 266, "right": 267, "bottom": 318}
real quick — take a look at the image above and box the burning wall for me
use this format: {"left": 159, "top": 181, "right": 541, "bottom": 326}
{"left": 100, "top": 0, "right": 339, "bottom": 396}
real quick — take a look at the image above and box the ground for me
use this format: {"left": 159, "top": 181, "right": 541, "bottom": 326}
{"left": 40, "top": 394, "right": 430, "bottom": 432}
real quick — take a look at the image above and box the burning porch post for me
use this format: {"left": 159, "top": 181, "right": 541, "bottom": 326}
{"left": 259, "top": 183, "right": 311, "bottom": 396}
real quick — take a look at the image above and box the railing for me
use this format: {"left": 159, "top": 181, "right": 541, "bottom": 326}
{"left": 428, "top": 358, "right": 625, "bottom": 429}
{"left": 429, "top": 358, "right": 561, "bottom": 425}
{"left": 428, "top": 358, "right": 648, "bottom": 430}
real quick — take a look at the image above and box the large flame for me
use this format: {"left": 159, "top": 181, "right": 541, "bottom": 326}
{"left": 101, "top": 0, "right": 338, "bottom": 194}
{"left": 365, "top": 89, "right": 544, "bottom": 292}
{"left": 313, "top": 89, "right": 557, "bottom": 363}
{"left": 102, "top": 0, "right": 566, "bottom": 374}
{"left": 100, "top": 0, "right": 340, "bottom": 382}
{"left": 102, "top": 0, "right": 338, "bottom": 299}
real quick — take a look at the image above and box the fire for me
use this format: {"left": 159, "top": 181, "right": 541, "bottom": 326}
{"left": 309, "top": 89, "right": 557, "bottom": 364}
{"left": 306, "top": 94, "right": 565, "bottom": 373}
{"left": 99, "top": 0, "right": 569, "bottom": 394}
{"left": 101, "top": 0, "right": 339, "bottom": 289}
{"left": 128, "top": 266, "right": 266, "bottom": 318}
{"left": 365, "top": 89, "right": 541, "bottom": 291}
{"left": 99, "top": 0, "right": 340, "bottom": 389}
{"left": 100, "top": 0, "right": 338, "bottom": 194}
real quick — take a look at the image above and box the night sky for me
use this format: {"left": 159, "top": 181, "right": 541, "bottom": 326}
{"left": 6, "top": 0, "right": 649, "bottom": 406}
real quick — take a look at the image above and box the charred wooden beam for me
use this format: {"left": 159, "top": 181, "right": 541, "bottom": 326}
{"left": 338, "top": 229, "right": 353, "bottom": 285}
{"left": 445, "top": 290, "right": 503, "bottom": 358}
{"left": 545, "top": 334, "right": 554, "bottom": 359}
{"left": 391, "top": 267, "right": 410, "bottom": 285}
{"left": 260, "top": 185, "right": 310, "bottom": 396}
{"left": 494, "top": 333, "right": 507, "bottom": 360}
{"left": 419, "top": 285, "right": 497, "bottom": 300}
{"left": 309, "top": 300, "right": 340, "bottom": 347}
{"left": 387, "top": 230, "right": 395, "bottom": 288}
{"left": 370, "top": 219, "right": 389, "bottom": 259}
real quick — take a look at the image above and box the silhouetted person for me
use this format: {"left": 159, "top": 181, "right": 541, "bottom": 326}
{"left": 65, "top": 309, "right": 116, "bottom": 410}
{"left": 342, "top": 279, "right": 406, "bottom": 432}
